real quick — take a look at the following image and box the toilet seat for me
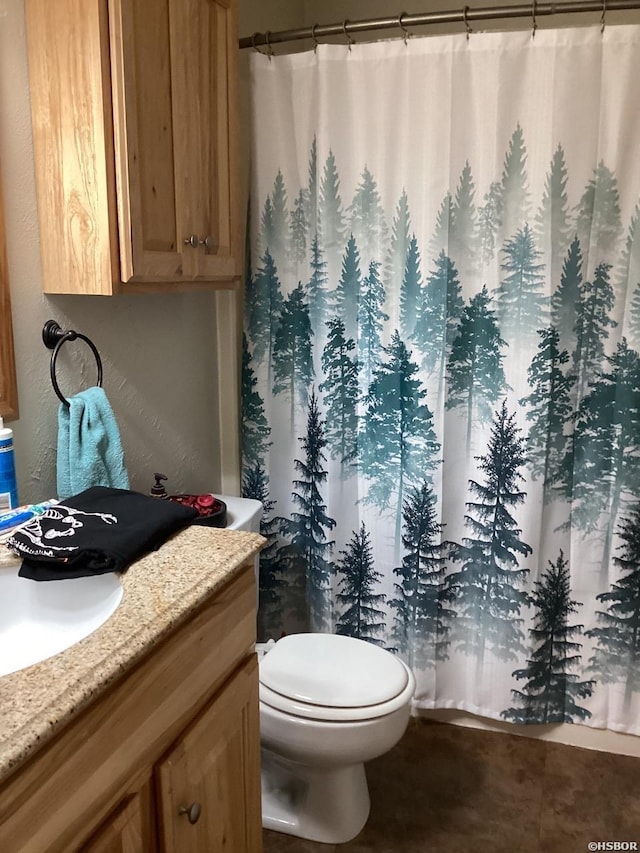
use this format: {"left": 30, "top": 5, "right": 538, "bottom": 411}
{"left": 259, "top": 633, "right": 413, "bottom": 722}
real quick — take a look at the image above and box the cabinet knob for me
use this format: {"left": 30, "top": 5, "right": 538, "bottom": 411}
{"left": 178, "top": 802, "right": 202, "bottom": 824}
{"left": 184, "top": 234, "right": 215, "bottom": 251}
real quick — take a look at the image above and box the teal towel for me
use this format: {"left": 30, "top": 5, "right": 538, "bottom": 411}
{"left": 57, "top": 387, "right": 129, "bottom": 500}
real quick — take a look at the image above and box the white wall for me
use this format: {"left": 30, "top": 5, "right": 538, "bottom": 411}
{"left": 0, "top": 1, "right": 229, "bottom": 504}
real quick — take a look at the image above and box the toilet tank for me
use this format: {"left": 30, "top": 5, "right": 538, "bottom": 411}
{"left": 214, "top": 495, "right": 263, "bottom": 534}
{"left": 213, "top": 495, "right": 263, "bottom": 605}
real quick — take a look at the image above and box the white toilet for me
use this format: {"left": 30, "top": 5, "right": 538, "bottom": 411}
{"left": 217, "top": 495, "right": 416, "bottom": 846}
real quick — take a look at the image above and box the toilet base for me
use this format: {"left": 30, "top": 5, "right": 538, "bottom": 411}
{"left": 261, "top": 749, "right": 371, "bottom": 844}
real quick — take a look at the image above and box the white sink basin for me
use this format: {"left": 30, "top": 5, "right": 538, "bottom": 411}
{"left": 0, "top": 564, "right": 123, "bottom": 677}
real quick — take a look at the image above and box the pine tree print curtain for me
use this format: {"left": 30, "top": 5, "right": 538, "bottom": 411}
{"left": 244, "top": 26, "right": 640, "bottom": 734}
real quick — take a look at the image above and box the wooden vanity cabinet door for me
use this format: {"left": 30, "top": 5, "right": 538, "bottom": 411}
{"left": 82, "top": 792, "right": 147, "bottom": 853}
{"left": 156, "top": 655, "right": 262, "bottom": 853}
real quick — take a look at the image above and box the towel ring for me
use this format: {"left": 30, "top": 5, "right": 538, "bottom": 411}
{"left": 42, "top": 320, "right": 103, "bottom": 408}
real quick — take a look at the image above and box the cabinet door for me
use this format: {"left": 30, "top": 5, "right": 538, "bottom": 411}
{"left": 110, "top": 0, "right": 240, "bottom": 285}
{"left": 110, "top": 0, "right": 189, "bottom": 282}
{"left": 82, "top": 793, "right": 146, "bottom": 853}
{"left": 0, "top": 160, "right": 18, "bottom": 420}
{"left": 25, "top": 0, "right": 120, "bottom": 295}
{"left": 156, "top": 656, "right": 262, "bottom": 853}
{"left": 174, "top": 0, "right": 240, "bottom": 282}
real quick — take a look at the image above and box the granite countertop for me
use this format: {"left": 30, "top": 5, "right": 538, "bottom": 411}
{"left": 0, "top": 526, "right": 264, "bottom": 785}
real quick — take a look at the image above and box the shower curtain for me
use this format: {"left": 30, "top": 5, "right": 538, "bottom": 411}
{"left": 243, "top": 25, "right": 640, "bottom": 735}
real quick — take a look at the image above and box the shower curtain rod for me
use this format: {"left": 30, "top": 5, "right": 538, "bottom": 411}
{"left": 239, "top": 0, "right": 640, "bottom": 49}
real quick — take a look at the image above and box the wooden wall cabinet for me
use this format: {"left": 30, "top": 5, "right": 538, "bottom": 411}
{"left": 0, "top": 160, "right": 18, "bottom": 421}
{"left": 0, "top": 566, "right": 262, "bottom": 852}
{"left": 24, "top": 0, "right": 240, "bottom": 295}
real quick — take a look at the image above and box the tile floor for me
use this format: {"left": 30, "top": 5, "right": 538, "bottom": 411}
{"left": 263, "top": 718, "right": 640, "bottom": 852}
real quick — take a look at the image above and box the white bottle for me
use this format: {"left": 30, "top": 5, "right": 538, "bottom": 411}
{"left": 0, "top": 416, "right": 18, "bottom": 510}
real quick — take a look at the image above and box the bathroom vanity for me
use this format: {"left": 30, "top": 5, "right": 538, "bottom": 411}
{"left": 0, "top": 526, "right": 264, "bottom": 852}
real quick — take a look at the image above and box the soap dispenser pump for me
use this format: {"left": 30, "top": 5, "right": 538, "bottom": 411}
{"left": 150, "top": 472, "right": 168, "bottom": 499}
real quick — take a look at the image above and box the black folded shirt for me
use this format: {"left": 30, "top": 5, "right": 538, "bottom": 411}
{"left": 8, "top": 486, "right": 199, "bottom": 581}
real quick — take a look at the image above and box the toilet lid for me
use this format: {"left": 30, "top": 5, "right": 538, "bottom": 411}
{"left": 259, "top": 633, "right": 409, "bottom": 708}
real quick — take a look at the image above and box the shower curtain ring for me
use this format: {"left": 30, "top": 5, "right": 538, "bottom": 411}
{"left": 463, "top": 6, "right": 473, "bottom": 40}
{"left": 251, "top": 32, "right": 263, "bottom": 54}
{"left": 311, "top": 23, "right": 319, "bottom": 52}
{"left": 265, "top": 30, "right": 274, "bottom": 59}
{"left": 398, "top": 12, "right": 410, "bottom": 45}
{"left": 342, "top": 20, "right": 354, "bottom": 51}
{"left": 600, "top": 0, "right": 607, "bottom": 32}
{"left": 531, "top": 0, "right": 538, "bottom": 38}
